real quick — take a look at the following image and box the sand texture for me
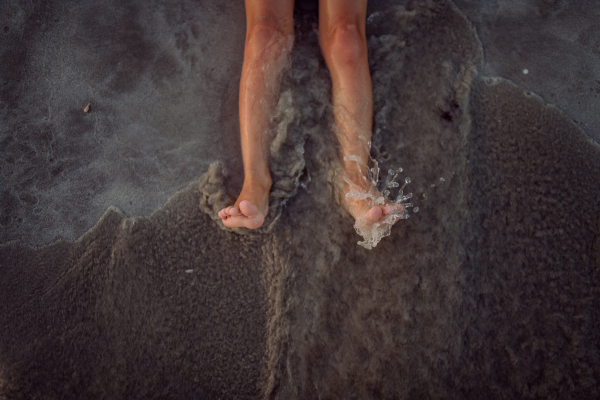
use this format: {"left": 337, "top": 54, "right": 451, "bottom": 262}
{"left": 1, "top": 0, "right": 600, "bottom": 399}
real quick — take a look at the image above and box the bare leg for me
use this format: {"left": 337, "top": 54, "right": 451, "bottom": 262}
{"left": 218, "top": 0, "right": 295, "bottom": 229}
{"left": 319, "top": 0, "right": 403, "bottom": 229}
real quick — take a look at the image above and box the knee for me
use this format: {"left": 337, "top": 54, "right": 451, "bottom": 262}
{"left": 321, "top": 21, "right": 367, "bottom": 68}
{"left": 246, "top": 17, "right": 293, "bottom": 57}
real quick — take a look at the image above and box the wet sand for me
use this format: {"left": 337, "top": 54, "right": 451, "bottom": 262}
{"left": 1, "top": 0, "right": 599, "bottom": 399}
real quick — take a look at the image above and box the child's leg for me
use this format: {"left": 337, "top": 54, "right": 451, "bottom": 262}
{"left": 218, "top": 0, "right": 295, "bottom": 229}
{"left": 319, "top": 0, "right": 402, "bottom": 225}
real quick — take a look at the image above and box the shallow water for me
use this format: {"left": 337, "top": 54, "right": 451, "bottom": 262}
{"left": 2, "top": 1, "right": 600, "bottom": 399}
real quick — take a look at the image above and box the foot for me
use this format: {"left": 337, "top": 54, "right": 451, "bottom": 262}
{"left": 342, "top": 176, "right": 404, "bottom": 226}
{"left": 218, "top": 177, "right": 271, "bottom": 229}
{"left": 340, "top": 169, "right": 406, "bottom": 249}
{"left": 340, "top": 168, "right": 404, "bottom": 228}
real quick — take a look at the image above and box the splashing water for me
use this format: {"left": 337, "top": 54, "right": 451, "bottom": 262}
{"left": 342, "top": 155, "right": 414, "bottom": 250}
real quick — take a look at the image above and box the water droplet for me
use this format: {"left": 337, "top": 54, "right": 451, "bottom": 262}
{"left": 387, "top": 181, "right": 399, "bottom": 188}
{"left": 413, "top": 207, "right": 419, "bottom": 213}
{"left": 439, "top": 177, "right": 445, "bottom": 182}
{"left": 422, "top": 193, "right": 427, "bottom": 199}
{"left": 388, "top": 169, "right": 394, "bottom": 176}
{"left": 383, "top": 190, "right": 390, "bottom": 196}
{"left": 405, "top": 177, "right": 411, "bottom": 184}
{"left": 404, "top": 203, "right": 413, "bottom": 208}
{"left": 398, "top": 193, "right": 413, "bottom": 202}
{"left": 430, "top": 183, "right": 435, "bottom": 188}
{"left": 397, "top": 167, "right": 403, "bottom": 173}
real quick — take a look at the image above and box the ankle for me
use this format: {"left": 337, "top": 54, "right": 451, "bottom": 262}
{"left": 342, "top": 166, "right": 369, "bottom": 190}
{"left": 243, "top": 169, "right": 272, "bottom": 191}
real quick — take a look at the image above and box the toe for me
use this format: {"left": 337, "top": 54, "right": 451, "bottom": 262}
{"left": 238, "top": 200, "right": 259, "bottom": 218}
{"left": 222, "top": 215, "right": 242, "bottom": 228}
{"left": 227, "top": 206, "right": 239, "bottom": 216}
{"left": 382, "top": 203, "right": 404, "bottom": 215}
{"left": 222, "top": 213, "right": 264, "bottom": 229}
{"left": 365, "top": 206, "right": 383, "bottom": 222}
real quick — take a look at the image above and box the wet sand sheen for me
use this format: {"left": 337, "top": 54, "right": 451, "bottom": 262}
{"left": 1, "top": 0, "right": 600, "bottom": 399}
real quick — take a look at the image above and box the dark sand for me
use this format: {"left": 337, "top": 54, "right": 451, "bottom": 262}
{"left": 1, "top": 0, "right": 600, "bottom": 399}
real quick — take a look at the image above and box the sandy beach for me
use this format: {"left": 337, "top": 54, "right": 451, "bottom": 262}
{"left": 1, "top": 0, "right": 599, "bottom": 398}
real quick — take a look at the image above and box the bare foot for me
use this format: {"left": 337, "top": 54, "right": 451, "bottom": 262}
{"left": 342, "top": 172, "right": 404, "bottom": 227}
{"left": 338, "top": 161, "right": 407, "bottom": 249}
{"left": 218, "top": 176, "right": 271, "bottom": 229}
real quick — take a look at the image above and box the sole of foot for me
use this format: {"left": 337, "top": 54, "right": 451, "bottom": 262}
{"left": 218, "top": 199, "right": 269, "bottom": 229}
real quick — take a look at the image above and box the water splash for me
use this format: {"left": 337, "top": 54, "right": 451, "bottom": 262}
{"left": 342, "top": 155, "right": 414, "bottom": 250}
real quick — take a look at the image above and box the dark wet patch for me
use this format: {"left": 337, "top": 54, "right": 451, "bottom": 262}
{"left": 0, "top": 2, "right": 60, "bottom": 110}
{"left": 18, "top": 192, "right": 39, "bottom": 207}
{"left": 73, "top": 3, "right": 157, "bottom": 94}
